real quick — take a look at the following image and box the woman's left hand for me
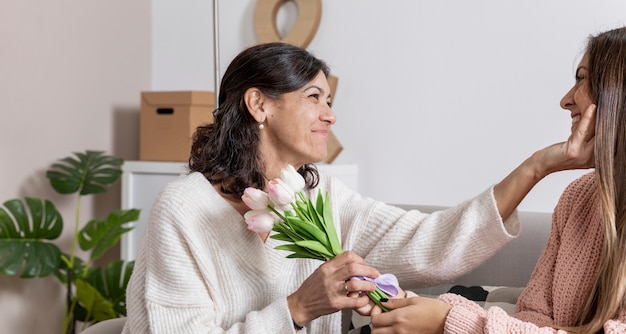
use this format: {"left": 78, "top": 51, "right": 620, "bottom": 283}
{"left": 370, "top": 296, "right": 451, "bottom": 334}
{"left": 352, "top": 288, "right": 418, "bottom": 316}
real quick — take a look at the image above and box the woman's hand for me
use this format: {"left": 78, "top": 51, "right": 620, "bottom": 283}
{"left": 370, "top": 296, "right": 451, "bottom": 334}
{"left": 287, "top": 251, "right": 380, "bottom": 326}
{"left": 493, "top": 104, "right": 596, "bottom": 220}
{"left": 352, "top": 287, "right": 418, "bottom": 316}
{"left": 537, "top": 103, "right": 596, "bottom": 175}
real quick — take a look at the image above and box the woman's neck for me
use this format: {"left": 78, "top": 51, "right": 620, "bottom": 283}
{"left": 213, "top": 183, "right": 269, "bottom": 242}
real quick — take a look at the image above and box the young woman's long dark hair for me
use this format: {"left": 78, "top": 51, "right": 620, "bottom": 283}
{"left": 189, "top": 42, "right": 330, "bottom": 196}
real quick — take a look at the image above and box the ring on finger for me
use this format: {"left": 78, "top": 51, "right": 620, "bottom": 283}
{"left": 343, "top": 281, "right": 349, "bottom": 296}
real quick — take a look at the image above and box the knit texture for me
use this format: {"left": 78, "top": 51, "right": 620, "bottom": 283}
{"left": 440, "top": 172, "right": 626, "bottom": 333}
{"left": 122, "top": 171, "right": 519, "bottom": 333}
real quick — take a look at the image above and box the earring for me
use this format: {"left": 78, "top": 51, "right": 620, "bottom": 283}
{"left": 258, "top": 123, "right": 265, "bottom": 129}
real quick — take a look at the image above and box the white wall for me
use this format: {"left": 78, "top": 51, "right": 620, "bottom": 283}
{"left": 152, "top": 0, "right": 625, "bottom": 213}
{"left": 0, "top": 1, "right": 151, "bottom": 333}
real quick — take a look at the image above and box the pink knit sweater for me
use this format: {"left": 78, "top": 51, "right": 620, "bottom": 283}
{"left": 440, "top": 172, "right": 626, "bottom": 333}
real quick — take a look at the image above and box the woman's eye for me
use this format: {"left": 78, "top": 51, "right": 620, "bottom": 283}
{"left": 327, "top": 101, "right": 333, "bottom": 108}
{"left": 309, "top": 94, "right": 320, "bottom": 100}
{"left": 576, "top": 75, "right": 586, "bottom": 83}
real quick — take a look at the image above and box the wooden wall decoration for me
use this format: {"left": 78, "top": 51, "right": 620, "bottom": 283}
{"left": 253, "top": 0, "right": 343, "bottom": 163}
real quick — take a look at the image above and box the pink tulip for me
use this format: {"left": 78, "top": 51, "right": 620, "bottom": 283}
{"left": 241, "top": 187, "right": 269, "bottom": 211}
{"left": 268, "top": 178, "right": 295, "bottom": 207}
{"left": 244, "top": 210, "right": 276, "bottom": 233}
{"left": 280, "top": 165, "right": 305, "bottom": 193}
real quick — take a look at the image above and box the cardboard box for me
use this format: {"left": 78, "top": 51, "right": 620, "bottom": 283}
{"left": 140, "top": 91, "right": 215, "bottom": 162}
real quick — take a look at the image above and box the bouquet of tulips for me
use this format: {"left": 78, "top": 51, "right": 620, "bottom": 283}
{"left": 241, "top": 165, "right": 398, "bottom": 312}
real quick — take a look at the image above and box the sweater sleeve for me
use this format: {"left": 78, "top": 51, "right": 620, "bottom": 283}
{"left": 442, "top": 292, "right": 626, "bottom": 333}
{"left": 326, "top": 176, "right": 519, "bottom": 288}
{"left": 605, "top": 308, "right": 626, "bottom": 333}
{"left": 440, "top": 294, "right": 569, "bottom": 334}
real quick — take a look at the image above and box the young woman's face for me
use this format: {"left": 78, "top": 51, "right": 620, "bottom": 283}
{"left": 260, "top": 70, "right": 336, "bottom": 168}
{"left": 560, "top": 52, "right": 594, "bottom": 135}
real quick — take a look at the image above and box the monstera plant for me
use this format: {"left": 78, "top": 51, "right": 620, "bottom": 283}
{"left": 0, "top": 150, "right": 140, "bottom": 334}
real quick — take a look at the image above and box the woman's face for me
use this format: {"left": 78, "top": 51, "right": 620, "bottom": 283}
{"left": 560, "top": 52, "right": 594, "bottom": 134}
{"left": 260, "top": 70, "right": 336, "bottom": 169}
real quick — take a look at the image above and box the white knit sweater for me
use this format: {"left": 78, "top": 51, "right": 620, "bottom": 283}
{"left": 123, "top": 171, "right": 519, "bottom": 333}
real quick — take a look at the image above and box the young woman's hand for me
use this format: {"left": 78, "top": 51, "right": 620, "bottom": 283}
{"left": 352, "top": 288, "right": 418, "bottom": 316}
{"left": 370, "top": 296, "right": 451, "bottom": 334}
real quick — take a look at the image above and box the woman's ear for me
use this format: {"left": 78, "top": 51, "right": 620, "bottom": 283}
{"left": 244, "top": 88, "right": 266, "bottom": 123}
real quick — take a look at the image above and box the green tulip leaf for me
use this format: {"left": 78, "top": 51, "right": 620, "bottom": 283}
{"left": 272, "top": 222, "right": 305, "bottom": 242}
{"left": 275, "top": 243, "right": 325, "bottom": 261}
{"left": 320, "top": 192, "right": 342, "bottom": 255}
{"left": 284, "top": 216, "right": 330, "bottom": 249}
{"left": 46, "top": 150, "right": 123, "bottom": 195}
{"left": 0, "top": 198, "right": 63, "bottom": 277}
{"left": 269, "top": 232, "right": 292, "bottom": 242}
{"left": 306, "top": 198, "right": 325, "bottom": 230}
{"left": 294, "top": 240, "right": 334, "bottom": 258}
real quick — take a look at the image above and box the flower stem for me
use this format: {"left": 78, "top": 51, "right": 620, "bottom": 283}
{"left": 368, "top": 287, "right": 390, "bottom": 312}
{"left": 268, "top": 205, "right": 286, "bottom": 221}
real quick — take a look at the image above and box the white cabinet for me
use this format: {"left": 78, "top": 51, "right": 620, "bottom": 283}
{"left": 120, "top": 161, "right": 358, "bottom": 261}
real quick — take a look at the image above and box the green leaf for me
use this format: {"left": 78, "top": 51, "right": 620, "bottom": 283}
{"left": 73, "top": 260, "right": 134, "bottom": 321}
{"left": 284, "top": 216, "right": 330, "bottom": 250}
{"left": 54, "top": 253, "right": 87, "bottom": 283}
{"left": 78, "top": 209, "right": 139, "bottom": 262}
{"left": 87, "top": 260, "right": 134, "bottom": 316}
{"left": 321, "top": 192, "right": 343, "bottom": 255}
{"left": 272, "top": 222, "right": 305, "bottom": 242}
{"left": 269, "top": 232, "right": 292, "bottom": 242}
{"left": 275, "top": 244, "right": 325, "bottom": 261}
{"left": 294, "top": 240, "right": 335, "bottom": 258}
{"left": 315, "top": 190, "right": 325, "bottom": 217}
{"left": 75, "top": 279, "right": 117, "bottom": 322}
{"left": 46, "top": 150, "right": 123, "bottom": 195}
{"left": 293, "top": 200, "right": 313, "bottom": 222}
{"left": 0, "top": 198, "right": 63, "bottom": 277}
{"left": 306, "top": 197, "right": 325, "bottom": 231}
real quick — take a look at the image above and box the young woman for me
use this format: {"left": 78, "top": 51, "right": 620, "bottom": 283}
{"left": 370, "top": 26, "right": 626, "bottom": 334}
{"left": 122, "top": 42, "right": 594, "bottom": 333}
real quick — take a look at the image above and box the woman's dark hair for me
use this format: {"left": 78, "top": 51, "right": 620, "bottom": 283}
{"left": 189, "top": 42, "right": 330, "bottom": 196}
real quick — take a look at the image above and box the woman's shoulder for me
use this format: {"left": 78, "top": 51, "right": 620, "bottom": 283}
{"left": 562, "top": 171, "right": 596, "bottom": 196}
{"left": 554, "top": 171, "right": 598, "bottom": 223}
{"left": 155, "top": 172, "right": 215, "bottom": 204}
{"left": 314, "top": 169, "right": 364, "bottom": 202}
{"left": 162, "top": 171, "right": 209, "bottom": 189}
